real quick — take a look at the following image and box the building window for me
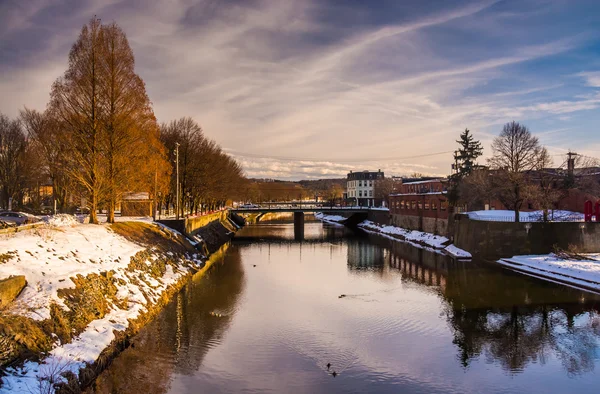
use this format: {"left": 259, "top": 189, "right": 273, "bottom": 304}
{"left": 411, "top": 201, "right": 417, "bottom": 210}
{"left": 369, "top": 190, "right": 373, "bottom": 197}
{"left": 418, "top": 200, "right": 423, "bottom": 210}
{"left": 441, "top": 201, "right": 447, "bottom": 211}
{"left": 424, "top": 201, "right": 430, "bottom": 210}
{"left": 431, "top": 201, "right": 437, "bottom": 211}
{"left": 359, "top": 191, "right": 362, "bottom": 197}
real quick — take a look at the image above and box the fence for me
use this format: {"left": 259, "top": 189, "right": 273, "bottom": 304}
{"left": 467, "top": 211, "right": 584, "bottom": 223}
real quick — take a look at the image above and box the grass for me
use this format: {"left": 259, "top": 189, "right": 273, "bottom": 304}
{"left": 0, "top": 251, "right": 16, "bottom": 264}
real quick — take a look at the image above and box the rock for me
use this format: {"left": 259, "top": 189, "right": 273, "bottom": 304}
{"left": 0, "top": 275, "right": 27, "bottom": 309}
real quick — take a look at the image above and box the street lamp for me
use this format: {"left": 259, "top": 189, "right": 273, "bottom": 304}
{"left": 175, "top": 142, "right": 180, "bottom": 220}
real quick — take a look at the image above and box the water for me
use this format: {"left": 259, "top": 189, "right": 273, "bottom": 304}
{"left": 91, "top": 221, "right": 600, "bottom": 393}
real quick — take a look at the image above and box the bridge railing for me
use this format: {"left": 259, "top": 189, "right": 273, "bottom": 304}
{"left": 232, "top": 206, "right": 374, "bottom": 211}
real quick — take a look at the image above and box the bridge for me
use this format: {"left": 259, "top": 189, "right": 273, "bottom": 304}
{"left": 231, "top": 206, "right": 370, "bottom": 214}
{"left": 232, "top": 203, "right": 378, "bottom": 240}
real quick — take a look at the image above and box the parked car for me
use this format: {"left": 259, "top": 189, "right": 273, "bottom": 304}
{"left": 0, "top": 212, "right": 30, "bottom": 225}
{"left": 239, "top": 203, "right": 259, "bottom": 208}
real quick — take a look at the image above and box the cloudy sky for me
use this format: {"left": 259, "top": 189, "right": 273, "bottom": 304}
{"left": 1, "top": 0, "right": 599, "bottom": 180}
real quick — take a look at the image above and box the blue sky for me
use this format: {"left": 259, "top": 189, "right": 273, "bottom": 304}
{"left": 1, "top": 0, "right": 599, "bottom": 179}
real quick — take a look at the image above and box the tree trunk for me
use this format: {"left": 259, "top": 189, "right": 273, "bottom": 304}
{"left": 514, "top": 183, "right": 520, "bottom": 223}
{"left": 107, "top": 197, "right": 115, "bottom": 223}
{"left": 90, "top": 194, "right": 99, "bottom": 224}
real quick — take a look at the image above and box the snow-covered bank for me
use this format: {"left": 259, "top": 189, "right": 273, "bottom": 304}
{"left": 314, "top": 213, "right": 471, "bottom": 259}
{"left": 498, "top": 254, "right": 600, "bottom": 293}
{"left": 358, "top": 220, "right": 471, "bottom": 259}
{"left": 314, "top": 212, "right": 346, "bottom": 225}
{"left": 0, "top": 219, "right": 210, "bottom": 393}
{"left": 467, "top": 210, "right": 584, "bottom": 222}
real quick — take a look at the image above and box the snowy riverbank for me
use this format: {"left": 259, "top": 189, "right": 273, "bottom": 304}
{"left": 314, "top": 213, "right": 471, "bottom": 259}
{"left": 498, "top": 254, "right": 600, "bottom": 294}
{"left": 0, "top": 218, "right": 213, "bottom": 393}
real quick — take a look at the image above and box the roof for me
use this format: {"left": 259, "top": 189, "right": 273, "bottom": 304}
{"left": 390, "top": 191, "right": 446, "bottom": 196}
{"left": 401, "top": 178, "right": 445, "bottom": 185}
{"left": 122, "top": 192, "right": 151, "bottom": 200}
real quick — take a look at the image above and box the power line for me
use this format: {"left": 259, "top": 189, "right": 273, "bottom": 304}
{"left": 224, "top": 149, "right": 454, "bottom": 163}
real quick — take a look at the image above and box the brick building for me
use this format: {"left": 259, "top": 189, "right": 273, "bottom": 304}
{"left": 389, "top": 178, "right": 450, "bottom": 235}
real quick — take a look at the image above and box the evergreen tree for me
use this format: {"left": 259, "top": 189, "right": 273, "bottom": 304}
{"left": 455, "top": 129, "right": 483, "bottom": 178}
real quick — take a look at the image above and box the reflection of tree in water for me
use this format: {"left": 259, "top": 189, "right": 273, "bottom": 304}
{"left": 90, "top": 245, "right": 246, "bottom": 393}
{"left": 442, "top": 265, "right": 600, "bottom": 375}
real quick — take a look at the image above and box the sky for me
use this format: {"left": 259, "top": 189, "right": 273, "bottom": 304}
{"left": 1, "top": 0, "right": 600, "bottom": 180}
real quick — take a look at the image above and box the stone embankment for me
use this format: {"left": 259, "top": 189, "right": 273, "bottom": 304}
{"left": 0, "top": 212, "right": 243, "bottom": 393}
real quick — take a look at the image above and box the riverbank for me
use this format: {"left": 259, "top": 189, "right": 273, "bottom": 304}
{"left": 0, "top": 215, "right": 237, "bottom": 393}
{"left": 315, "top": 212, "right": 471, "bottom": 259}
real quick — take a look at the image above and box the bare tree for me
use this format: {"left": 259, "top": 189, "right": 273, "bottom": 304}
{"left": 0, "top": 113, "right": 27, "bottom": 209}
{"left": 160, "top": 117, "right": 245, "bottom": 216}
{"left": 374, "top": 178, "right": 395, "bottom": 207}
{"left": 458, "top": 168, "right": 494, "bottom": 211}
{"left": 531, "top": 148, "right": 563, "bottom": 222}
{"left": 50, "top": 17, "right": 106, "bottom": 223}
{"left": 20, "top": 108, "right": 72, "bottom": 211}
{"left": 489, "top": 121, "right": 542, "bottom": 222}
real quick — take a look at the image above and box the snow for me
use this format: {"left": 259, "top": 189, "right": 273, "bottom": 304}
{"left": 43, "top": 214, "right": 79, "bottom": 227}
{"left": 315, "top": 213, "right": 471, "bottom": 259}
{"left": 314, "top": 212, "right": 346, "bottom": 224}
{"left": 390, "top": 191, "right": 445, "bottom": 196}
{"left": 401, "top": 179, "right": 444, "bottom": 185}
{"left": 466, "top": 210, "right": 584, "bottom": 222}
{"left": 0, "top": 221, "right": 198, "bottom": 393}
{"left": 359, "top": 220, "right": 450, "bottom": 248}
{"left": 444, "top": 244, "right": 473, "bottom": 259}
{"left": 498, "top": 254, "right": 600, "bottom": 293}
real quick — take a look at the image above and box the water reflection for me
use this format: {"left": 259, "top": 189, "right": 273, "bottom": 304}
{"left": 90, "top": 245, "right": 245, "bottom": 393}
{"left": 347, "top": 240, "right": 384, "bottom": 270}
{"left": 91, "top": 223, "right": 600, "bottom": 394}
{"left": 372, "top": 233, "right": 600, "bottom": 376}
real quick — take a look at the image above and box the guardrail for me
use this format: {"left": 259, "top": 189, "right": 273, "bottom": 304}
{"left": 0, "top": 221, "right": 46, "bottom": 235}
{"left": 234, "top": 206, "right": 373, "bottom": 210}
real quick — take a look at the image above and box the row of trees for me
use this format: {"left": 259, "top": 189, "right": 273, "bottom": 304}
{"left": 160, "top": 117, "right": 245, "bottom": 217}
{"left": 0, "top": 18, "right": 246, "bottom": 223}
{"left": 451, "top": 122, "right": 599, "bottom": 222}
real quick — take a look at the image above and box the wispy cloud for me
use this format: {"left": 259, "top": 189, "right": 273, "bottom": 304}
{"left": 578, "top": 71, "right": 600, "bottom": 88}
{"left": 1, "top": 0, "right": 600, "bottom": 179}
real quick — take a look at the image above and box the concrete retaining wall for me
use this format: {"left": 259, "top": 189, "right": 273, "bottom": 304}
{"left": 454, "top": 214, "right": 600, "bottom": 259}
{"left": 156, "top": 211, "right": 231, "bottom": 236}
{"left": 367, "top": 210, "right": 391, "bottom": 226}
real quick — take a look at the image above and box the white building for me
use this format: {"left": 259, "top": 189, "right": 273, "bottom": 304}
{"left": 345, "top": 170, "right": 384, "bottom": 207}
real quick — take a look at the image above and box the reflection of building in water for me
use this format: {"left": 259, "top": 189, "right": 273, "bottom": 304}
{"left": 347, "top": 241, "right": 384, "bottom": 268}
{"left": 390, "top": 254, "right": 447, "bottom": 292}
{"left": 382, "top": 235, "right": 600, "bottom": 375}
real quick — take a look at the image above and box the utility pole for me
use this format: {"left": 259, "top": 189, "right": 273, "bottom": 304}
{"left": 175, "top": 142, "right": 180, "bottom": 220}
{"left": 453, "top": 150, "right": 459, "bottom": 176}
{"left": 567, "top": 151, "right": 577, "bottom": 177}
{"left": 153, "top": 165, "right": 157, "bottom": 221}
